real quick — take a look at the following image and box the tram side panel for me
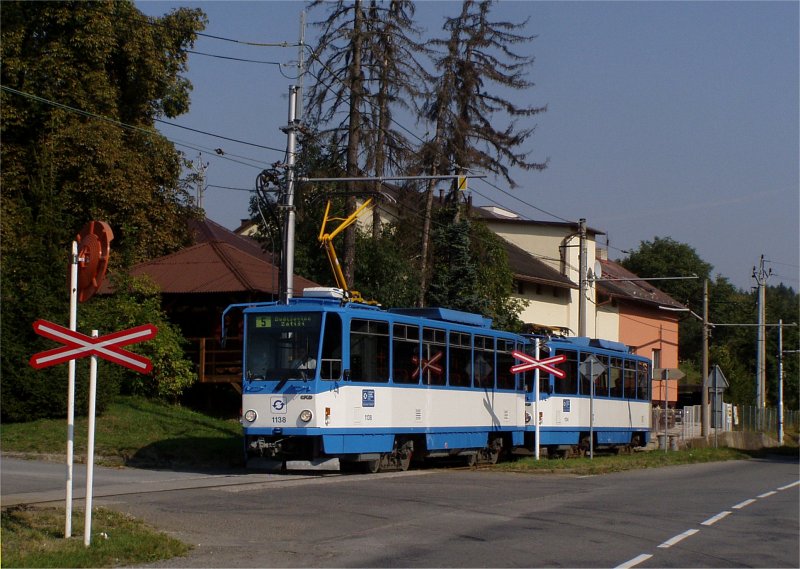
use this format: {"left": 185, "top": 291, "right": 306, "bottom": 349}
{"left": 535, "top": 395, "right": 650, "bottom": 447}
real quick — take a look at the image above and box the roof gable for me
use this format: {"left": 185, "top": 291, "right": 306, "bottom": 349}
{"left": 596, "top": 258, "right": 685, "bottom": 309}
{"left": 502, "top": 239, "right": 577, "bottom": 289}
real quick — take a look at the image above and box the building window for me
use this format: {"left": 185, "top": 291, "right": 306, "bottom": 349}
{"left": 652, "top": 348, "right": 662, "bottom": 370}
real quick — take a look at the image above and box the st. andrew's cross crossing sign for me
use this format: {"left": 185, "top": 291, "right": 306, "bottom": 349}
{"left": 29, "top": 320, "right": 158, "bottom": 374}
{"left": 510, "top": 351, "right": 567, "bottom": 378}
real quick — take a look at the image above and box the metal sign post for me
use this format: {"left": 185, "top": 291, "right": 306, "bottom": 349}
{"left": 84, "top": 331, "right": 99, "bottom": 547}
{"left": 65, "top": 241, "right": 78, "bottom": 538}
{"left": 580, "top": 355, "right": 606, "bottom": 460}
{"left": 534, "top": 339, "right": 541, "bottom": 460}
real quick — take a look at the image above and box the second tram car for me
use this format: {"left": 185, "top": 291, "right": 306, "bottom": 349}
{"left": 522, "top": 335, "right": 652, "bottom": 457}
{"left": 227, "top": 288, "right": 653, "bottom": 471}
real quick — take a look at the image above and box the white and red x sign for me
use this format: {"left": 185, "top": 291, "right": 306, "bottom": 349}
{"left": 412, "top": 351, "right": 444, "bottom": 379}
{"left": 29, "top": 320, "right": 158, "bottom": 374}
{"left": 510, "top": 350, "right": 567, "bottom": 378}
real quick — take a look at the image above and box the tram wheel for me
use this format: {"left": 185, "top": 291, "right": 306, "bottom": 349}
{"left": 464, "top": 453, "right": 478, "bottom": 467}
{"left": 484, "top": 437, "right": 502, "bottom": 465}
{"left": 395, "top": 439, "right": 413, "bottom": 471}
{"left": 577, "top": 435, "right": 591, "bottom": 458}
{"left": 365, "top": 458, "right": 381, "bottom": 473}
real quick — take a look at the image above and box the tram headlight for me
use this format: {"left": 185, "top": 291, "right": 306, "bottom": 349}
{"left": 299, "top": 409, "right": 313, "bottom": 423}
{"left": 243, "top": 409, "right": 257, "bottom": 423}
{"left": 525, "top": 411, "right": 532, "bottom": 424}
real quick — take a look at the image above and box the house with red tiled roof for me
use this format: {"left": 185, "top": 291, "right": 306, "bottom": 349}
{"left": 103, "top": 218, "right": 318, "bottom": 387}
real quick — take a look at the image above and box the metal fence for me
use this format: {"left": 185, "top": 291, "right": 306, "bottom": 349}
{"left": 653, "top": 405, "right": 799, "bottom": 445}
{"left": 734, "top": 406, "right": 799, "bottom": 435}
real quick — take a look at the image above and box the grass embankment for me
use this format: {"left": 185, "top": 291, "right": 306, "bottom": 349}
{"left": 2, "top": 505, "right": 189, "bottom": 568}
{"left": 1, "top": 395, "right": 243, "bottom": 468}
{"left": 497, "top": 447, "right": 755, "bottom": 475}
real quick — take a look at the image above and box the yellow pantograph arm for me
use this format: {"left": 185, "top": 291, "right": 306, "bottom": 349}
{"left": 318, "top": 198, "right": 373, "bottom": 294}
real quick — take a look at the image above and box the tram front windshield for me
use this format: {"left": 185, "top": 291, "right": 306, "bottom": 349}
{"left": 245, "top": 312, "right": 322, "bottom": 381}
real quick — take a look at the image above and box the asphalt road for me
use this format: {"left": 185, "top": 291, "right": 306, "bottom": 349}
{"left": 2, "top": 456, "right": 798, "bottom": 568}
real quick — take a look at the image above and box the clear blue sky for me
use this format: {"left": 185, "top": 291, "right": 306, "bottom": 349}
{"left": 138, "top": 1, "right": 799, "bottom": 291}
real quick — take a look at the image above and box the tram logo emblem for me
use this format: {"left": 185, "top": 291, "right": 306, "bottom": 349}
{"left": 271, "top": 397, "right": 287, "bottom": 413}
{"left": 362, "top": 389, "right": 375, "bottom": 408}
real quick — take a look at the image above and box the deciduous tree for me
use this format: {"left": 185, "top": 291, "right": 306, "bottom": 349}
{"left": 1, "top": 1, "right": 206, "bottom": 420}
{"left": 417, "top": 0, "right": 547, "bottom": 304}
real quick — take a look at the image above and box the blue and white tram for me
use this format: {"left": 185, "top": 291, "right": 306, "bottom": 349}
{"left": 522, "top": 335, "right": 652, "bottom": 457}
{"left": 229, "top": 289, "right": 530, "bottom": 471}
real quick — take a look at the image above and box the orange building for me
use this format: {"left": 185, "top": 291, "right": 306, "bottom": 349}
{"left": 595, "top": 258, "right": 685, "bottom": 406}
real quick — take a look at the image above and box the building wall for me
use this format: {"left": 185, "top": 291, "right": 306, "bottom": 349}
{"left": 617, "top": 301, "right": 680, "bottom": 404}
{"left": 487, "top": 220, "right": 599, "bottom": 338}
{"left": 515, "top": 282, "right": 572, "bottom": 333}
{"left": 595, "top": 303, "right": 620, "bottom": 343}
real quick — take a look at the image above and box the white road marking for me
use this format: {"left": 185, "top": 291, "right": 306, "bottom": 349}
{"left": 732, "top": 498, "right": 756, "bottom": 509}
{"left": 658, "top": 529, "right": 699, "bottom": 548}
{"left": 701, "top": 511, "right": 731, "bottom": 526}
{"left": 757, "top": 490, "right": 777, "bottom": 498}
{"left": 778, "top": 480, "right": 800, "bottom": 490}
{"left": 615, "top": 553, "right": 653, "bottom": 568}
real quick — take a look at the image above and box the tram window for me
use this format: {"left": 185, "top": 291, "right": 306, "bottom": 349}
{"left": 637, "top": 361, "right": 650, "bottom": 400}
{"left": 579, "top": 353, "right": 591, "bottom": 395}
{"left": 320, "top": 313, "right": 342, "bottom": 380}
{"left": 393, "top": 324, "right": 420, "bottom": 384}
{"left": 448, "top": 331, "right": 472, "bottom": 387}
{"left": 245, "top": 312, "right": 321, "bottom": 380}
{"left": 553, "top": 350, "right": 578, "bottom": 394}
{"left": 496, "top": 339, "right": 516, "bottom": 390}
{"left": 621, "top": 360, "right": 636, "bottom": 399}
{"left": 525, "top": 370, "right": 552, "bottom": 394}
{"left": 422, "top": 327, "right": 446, "bottom": 385}
{"left": 601, "top": 357, "right": 619, "bottom": 398}
{"left": 473, "top": 335, "right": 495, "bottom": 388}
{"left": 349, "top": 319, "right": 389, "bottom": 382}
{"left": 581, "top": 353, "right": 609, "bottom": 397}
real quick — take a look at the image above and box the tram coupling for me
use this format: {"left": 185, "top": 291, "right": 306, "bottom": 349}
{"left": 249, "top": 436, "right": 282, "bottom": 458}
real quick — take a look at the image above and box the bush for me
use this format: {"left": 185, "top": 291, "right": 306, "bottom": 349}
{"left": 81, "top": 274, "right": 197, "bottom": 402}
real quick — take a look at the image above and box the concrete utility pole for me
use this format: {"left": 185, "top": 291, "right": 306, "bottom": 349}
{"left": 280, "top": 85, "right": 300, "bottom": 303}
{"left": 277, "top": 13, "right": 305, "bottom": 304}
{"left": 777, "top": 319, "right": 784, "bottom": 444}
{"left": 192, "top": 153, "right": 209, "bottom": 211}
{"left": 701, "top": 279, "right": 710, "bottom": 437}
{"left": 753, "top": 255, "right": 771, "bottom": 407}
{"left": 578, "top": 218, "right": 588, "bottom": 337}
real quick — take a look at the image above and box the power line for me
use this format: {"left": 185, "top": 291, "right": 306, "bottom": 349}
{"left": 472, "top": 177, "right": 574, "bottom": 224}
{"left": 187, "top": 50, "right": 286, "bottom": 66}
{"left": 1, "top": 86, "right": 277, "bottom": 180}
{"left": 2, "top": 86, "right": 286, "bottom": 157}
{"left": 120, "top": 12, "right": 302, "bottom": 48}
{"left": 155, "top": 118, "right": 284, "bottom": 153}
